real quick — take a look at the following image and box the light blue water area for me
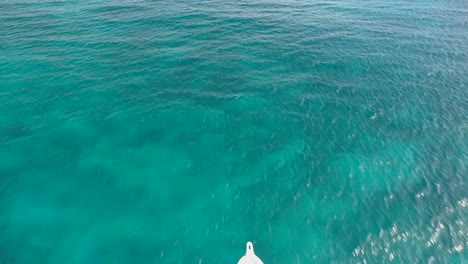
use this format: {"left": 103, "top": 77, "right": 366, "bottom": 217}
{"left": 1, "top": 0, "right": 467, "bottom": 263}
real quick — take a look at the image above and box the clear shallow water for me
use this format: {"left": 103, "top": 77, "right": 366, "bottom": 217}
{"left": 1, "top": 0, "right": 467, "bottom": 263}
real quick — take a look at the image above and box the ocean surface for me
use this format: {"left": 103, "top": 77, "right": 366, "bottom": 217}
{"left": 1, "top": 0, "right": 467, "bottom": 263}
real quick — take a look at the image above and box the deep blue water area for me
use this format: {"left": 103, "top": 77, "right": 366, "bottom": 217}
{"left": 1, "top": 0, "right": 467, "bottom": 263}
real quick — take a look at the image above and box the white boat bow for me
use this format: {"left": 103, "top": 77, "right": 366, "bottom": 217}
{"left": 237, "top": 242, "right": 264, "bottom": 264}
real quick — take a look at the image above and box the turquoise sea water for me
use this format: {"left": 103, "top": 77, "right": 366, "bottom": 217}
{"left": 1, "top": 0, "right": 467, "bottom": 263}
